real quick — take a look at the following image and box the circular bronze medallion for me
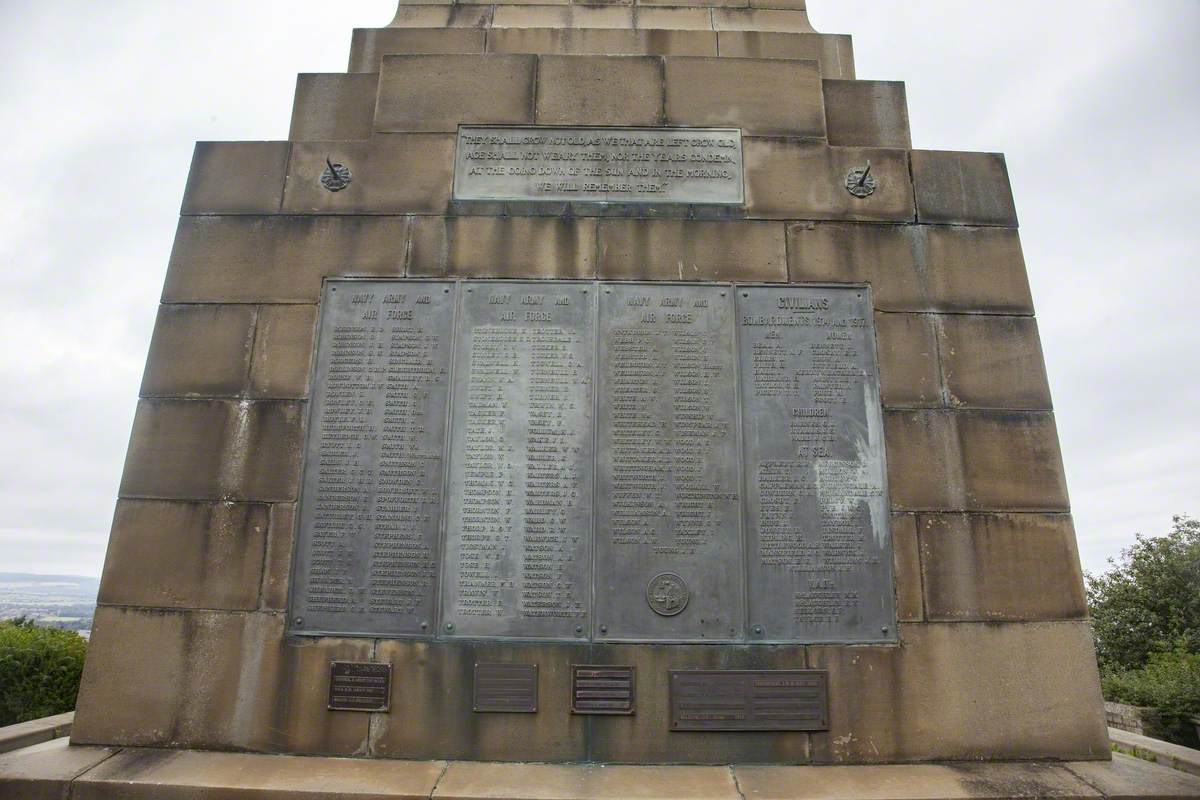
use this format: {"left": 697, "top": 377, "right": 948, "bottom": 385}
{"left": 646, "top": 572, "right": 689, "bottom": 616}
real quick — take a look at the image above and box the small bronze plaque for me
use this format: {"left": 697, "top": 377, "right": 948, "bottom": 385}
{"left": 474, "top": 663, "right": 538, "bottom": 713}
{"left": 572, "top": 665, "right": 635, "bottom": 715}
{"left": 669, "top": 670, "right": 828, "bottom": 731}
{"left": 328, "top": 661, "right": 391, "bottom": 712}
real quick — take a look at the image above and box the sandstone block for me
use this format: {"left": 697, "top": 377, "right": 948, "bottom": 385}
{"left": 936, "top": 314, "right": 1052, "bottom": 409}
{"left": 536, "top": 56, "right": 663, "bottom": 125}
{"left": 912, "top": 149, "right": 1018, "bottom": 227}
{"left": 717, "top": 32, "right": 855, "bottom": 80}
{"left": 712, "top": 8, "right": 814, "bottom": 32}
{"left": 744, "top": 140, "right": 913, "bottom": 221}
{"left": 283, "top": 135, "right": 454, "bottom": 214}
{"left": 180, "top": 141, "right": 289, "bottom": 216}
{"left": 163, "top": 216, "right": 407, "bottom": 304}
{"left": 140, "top": 304, "right": 255, "bottom": 398}
{"left": 98, "top": 500, "right": 269, "bottom": 611}
{"left": 665, "top": 57, "right": 824, "bottom": 137}
{"left": 638, "top": 0, "right": 745, "bottom": 7}
{"left": 488, "top": 27, "right": 716, "bottom": 56}
{"left": 918, "top": 512, "right": 1087, "bottom": 621}
{"left": 873, "top": 311, "right": 941, "bottom": 408}
{"left": 409, "top": 216, "right": 597, "bottom": 278}
{"left": 0, "top": 739, "right": 116, "bottom": 800}
{"left": 891, "top": 513, "right": 923, "bottom": 622}
{"left": 376, "top": 54, "right": 534, "bottom": 132}
{"left": 492, "top": 5, "right": 634, "bottom": 28}
{"left": 635, "top": 7, "right": 714, "bottom": 30}
{"left": 922, "top": 225, "right": 1033, "bottom": 314}
{"left": 808, "top": 622, "right": 1109, "bottom": 762}
{"left": 371, "top": 640, "right": 588, "bottom": 762}
{"left": 289, "top": 73, "right": 378, "bottom": 141}
{"left": 586, "top": 643, "right": 809, "bottom": 764}
{"left": 249, "top": 304, "right": 317, "bottom": 399}
{"left": 73, "top": 608, "right": 373, "bottom": 756}
{"left": 956, "top": 410, "right": 1069, "bottom": 510}
{"left": 119, "top": 399, "right": 303, "bottom": 502}
{"left": 823, "top": 79, "right": 911, "bottom": 148}
{"left": 883, "top": 409, "right": 965, "bottom": 511}
{"left": 788, "top": 223, "right": 1034, "bottom": 314}
{"left": 597, "top": 219, "right": 786, "bottom": 281}
{"left": 386, "top": 6, "right": 494, "bottom": 30}
{"left": 349, "top": 28, "right": 487, "bottom": 73}
{"left": 260, "top": 503, "right": 295, "bottom": 611}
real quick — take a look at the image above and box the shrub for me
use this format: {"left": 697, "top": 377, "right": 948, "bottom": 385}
{"left": 1101, "top": 648, "right": 1200, "bottom": 746}
{"left": 0, "top": 617, "right": 88, "bottom": 726}
{"left": 1087, "top": 515, "right": 1200, "bottom": 672}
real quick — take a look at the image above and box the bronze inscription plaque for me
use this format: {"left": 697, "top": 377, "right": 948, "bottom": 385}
{"left": 669, "top": 670, "right": 828, "bottom": 731}
{"left": 290, "top": 281, "right": 456, "bottom": 638}
{"left": 439, "top": 281, "right": 595, "bottom": 641}
{"left": 474, "top": 663, "right": 539, "bottom": 713}
{"left": 571, "top": 665, "right": 635, "bottom": 715}
{"left": 328, "top": 661, "right": 391, "bottom": 712}
{"left": 593, "top": 283, "right": 744, "bottom": 642}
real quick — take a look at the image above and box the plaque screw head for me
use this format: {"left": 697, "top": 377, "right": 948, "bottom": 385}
{"left": 752, "top": 624, "right": 764, "bottom": 636}
{"left": 420, "top": 621, "right": 428, "bottom": 630}
{"left": 445, "top": 622, "right": 455, "bottom": 632}
{"left": 294, "top": 617, "right": 304, "bottom": 627}
{"left": 574, "top": 625, "right": 584, "bottom": 635}
{"left": 881, "top": 626, "right": 889, "bottom": 635}
{"left": 599, "top": 624, "right": 608, "bottom": 635}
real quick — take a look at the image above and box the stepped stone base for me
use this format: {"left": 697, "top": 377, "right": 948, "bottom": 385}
{"left": 3, "top": 738, "right": 1200, "bottom": 799}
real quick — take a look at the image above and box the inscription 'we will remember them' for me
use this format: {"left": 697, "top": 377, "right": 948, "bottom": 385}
{"left": 289, "top": 280, "right": 894, "bottom": 645}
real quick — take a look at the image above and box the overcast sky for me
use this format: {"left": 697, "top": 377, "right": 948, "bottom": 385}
{"left": 0, "top": 1, "right": 1196, "bottom": 578}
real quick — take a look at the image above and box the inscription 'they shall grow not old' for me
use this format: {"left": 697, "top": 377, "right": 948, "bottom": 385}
{"left": 453, "top": 126, "right": 745, "bottom": 205}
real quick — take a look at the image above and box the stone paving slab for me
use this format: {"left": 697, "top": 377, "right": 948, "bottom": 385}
{"left": 2, "top": 743, "right": 1200, "bottom": 799}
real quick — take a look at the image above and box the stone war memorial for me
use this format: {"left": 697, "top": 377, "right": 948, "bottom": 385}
{"left": 4, "top": 1, "right": 1200, "bottom": 798}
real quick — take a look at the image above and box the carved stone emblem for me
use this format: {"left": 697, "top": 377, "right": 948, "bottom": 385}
{"left": 646, "top": 572, "right": 689, "bottom": 617}
{"left": 844, "top": 162, "right": 877, "bottom": 198}
{"left": 321, "top": 158, "right": 352, "bottom": 192}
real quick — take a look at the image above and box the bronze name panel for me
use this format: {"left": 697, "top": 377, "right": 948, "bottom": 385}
{"left": 290, "top": 281, "right": 456, "bottom": 638}
{"left": 474, "top": 662, "right": 539, "bottom": 713}
{"left": 669, "top": 670, "right": 828, "bottom": 731}
{"left": 593, "top": 283, "right": 744, "bottom": 642}
{"left": 737, "top": 286, "right": 895, "bottom": 643}
{"left": 572, "top": 665, "right": 635, "bottom": 715}
{"left": 440, "top": 281, "right": 595, "bottom": 641}
{"left": 290, "top": 280, "right": 893, "bottom": 644}
{"left": 328, "top": 661, "right": 391, "bottom": 712}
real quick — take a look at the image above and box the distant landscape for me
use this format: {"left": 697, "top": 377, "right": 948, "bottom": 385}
{"left": 0, "top": 573, "right": 98, "bottom": 636}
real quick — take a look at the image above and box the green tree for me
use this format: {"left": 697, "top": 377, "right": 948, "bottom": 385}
{"left": 0, "top": 619, "right": 88, "bottom": 726}
{"left": 1086, "top": 515, "right": 1200, "bottom": 672}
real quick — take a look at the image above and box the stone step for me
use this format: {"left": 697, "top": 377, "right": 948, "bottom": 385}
{"left": 3, "top": 739, "right": 1200, "bottom": 799}
{"left": 349, "top": 27, "right": 853, "bottom": 77}
{"left": 0, "top": 712, "right": 74, "bottom": 756}
{"left": 1109, "top": 726, "right": 1200, "bottom": 777}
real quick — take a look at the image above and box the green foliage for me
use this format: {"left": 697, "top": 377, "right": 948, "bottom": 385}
{"left": 1101, "top": 649, "right": 1200, "bottom": 746}
{"left": 0, "top": 619, "right": 88, "bottom": 726}
{"left": 1086, "top": 515, "right": 1200, "bottom": 672}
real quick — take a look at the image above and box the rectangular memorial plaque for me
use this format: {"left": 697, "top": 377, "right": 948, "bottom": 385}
{"left": 474, "top": 663, "right": 538, "bottom": 713}
{"left": 454, "top": 126, "right": 744, "bottom": 205}
{"left": 328, "top": 661, "right": 391, "bottom": 712}
{"left": 737, "top": 285, "right": 895, "bottom": 643}
{"left": 594, "top": 283, "right": 744, "bottom": 642}
{"left": 440, "top": 282, "right": 595, "bottom": 640}
{"left": 571, "top": 665, "right": 635, "bottom": 715}
{"left": 290, "top": 281, "right": 456, "bottom": 638}
{"left": 669, "top": 670, "right": 828, "bottom": 731}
